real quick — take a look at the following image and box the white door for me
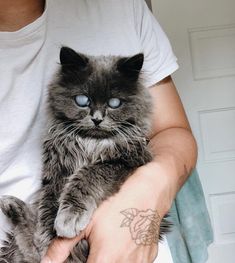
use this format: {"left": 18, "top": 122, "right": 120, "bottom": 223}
{"left": 151, "top": 0, "right": 235, "bottom": 262}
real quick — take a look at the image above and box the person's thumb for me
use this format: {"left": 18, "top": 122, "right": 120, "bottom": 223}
{"left": 40, "top": 233, "right": 85, "bottom": 263}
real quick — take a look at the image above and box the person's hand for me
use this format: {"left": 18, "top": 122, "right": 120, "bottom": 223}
{"left": 41, "top": 161, "right": 174, "bottom": 263}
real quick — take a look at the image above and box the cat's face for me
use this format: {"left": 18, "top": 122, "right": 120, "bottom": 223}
{"left": 48, "top": 47, "right": 151, "bottom": 139}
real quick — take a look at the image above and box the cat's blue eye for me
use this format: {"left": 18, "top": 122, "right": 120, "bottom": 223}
{"left": 75, "top": 95, "right": 90, "bottom": 107}
{"left": 108, "top": 98, "right": 121, "bottom": 109}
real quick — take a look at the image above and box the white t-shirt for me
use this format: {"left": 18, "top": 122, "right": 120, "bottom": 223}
{"left": 0, "top": 0, "right": 177, "bottom": 260}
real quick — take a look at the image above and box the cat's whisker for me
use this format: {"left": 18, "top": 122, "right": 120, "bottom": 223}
{"left": 115, "top": 127, "right": 143, "bottom": 156}
{"left": 112, "top": 127, "right": 132, "bottom": 153}
{"left": 119, "top": 126, "right": 144, "bottom": 142}
{"left": 115, "top": 121, "right": 142, "bottom": 133}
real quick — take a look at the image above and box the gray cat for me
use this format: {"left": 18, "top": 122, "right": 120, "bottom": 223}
{"left": 0, "top": 47, "right": 169, "bottom": 263}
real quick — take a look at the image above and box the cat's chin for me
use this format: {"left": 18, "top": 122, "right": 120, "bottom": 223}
{"left": 77, "top": 128, "right": 116, "bottom": 139}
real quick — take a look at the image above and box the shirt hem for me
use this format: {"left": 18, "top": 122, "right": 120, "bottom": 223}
{"left": 144, "top": 62, "right": 179, "bottom": 88}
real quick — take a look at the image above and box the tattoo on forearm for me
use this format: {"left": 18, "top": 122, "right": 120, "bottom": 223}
{"left": 120, "top": 208, "right": 161, "bottom": 246}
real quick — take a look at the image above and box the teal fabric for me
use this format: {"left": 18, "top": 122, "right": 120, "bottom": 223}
{"left": 166, "top": 170, "right": 214, "bottom": 263}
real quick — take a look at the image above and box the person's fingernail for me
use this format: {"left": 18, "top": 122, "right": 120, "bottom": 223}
{"left": 40, "top": 256, "right": 52, "bottom": 263}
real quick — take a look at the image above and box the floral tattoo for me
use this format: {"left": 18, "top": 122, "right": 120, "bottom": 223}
{"left": 120, "top": 208, "right": 161, "bottom": 246}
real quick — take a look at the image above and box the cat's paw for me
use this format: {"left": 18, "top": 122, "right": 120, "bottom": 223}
{"left": 54, "top": 199, "right": 96, "bottom": 238}
{"left": 0, "top": 195, "right": 27, "bottom": 223}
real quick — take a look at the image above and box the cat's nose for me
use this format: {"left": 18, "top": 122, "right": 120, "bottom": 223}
{"left": 91, "top": 110, "right": 103, "bottom": 126}
{"left": 92, "top": 118, "right": 103, "bottom": 126}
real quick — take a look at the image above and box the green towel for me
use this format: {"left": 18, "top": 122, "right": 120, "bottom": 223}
{"left": 166, "top": 170, "right": 214, "bottom": 263}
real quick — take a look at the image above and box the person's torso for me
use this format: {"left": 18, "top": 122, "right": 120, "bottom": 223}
{"left": 0, "top": 0, "right": 142, "bottom": 240}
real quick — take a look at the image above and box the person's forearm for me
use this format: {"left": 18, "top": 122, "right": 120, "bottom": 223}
{"left": 145, "top": 127, "right": 197, "bottom": 212}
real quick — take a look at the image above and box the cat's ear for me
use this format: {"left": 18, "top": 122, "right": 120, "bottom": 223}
{"left": 117, "top": 53, "right": 144, "bottom": 80}
{"left": 60, "top": 46, "right": 89, "bottom": 70}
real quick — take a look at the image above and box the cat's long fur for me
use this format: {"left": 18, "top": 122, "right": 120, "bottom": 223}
{"left": 0, "top": 47, "right": 169, "bottom": 263}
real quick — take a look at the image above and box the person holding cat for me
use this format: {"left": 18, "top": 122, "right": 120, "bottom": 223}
{"left": 0, "top": 0, "right": 199, "bottom": 263}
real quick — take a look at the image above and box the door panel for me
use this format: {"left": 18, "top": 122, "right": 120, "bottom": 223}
{"left": 151, "top": 0, "right": 235, "bottom": 262}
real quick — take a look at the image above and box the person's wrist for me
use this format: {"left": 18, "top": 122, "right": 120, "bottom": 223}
{"left": 136, "top": 160, "right": 177, "bottom": 217}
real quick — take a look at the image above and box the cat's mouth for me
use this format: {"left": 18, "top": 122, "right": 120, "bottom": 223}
{"left": 77, "top": 127, "right": 117, "bottom": 139}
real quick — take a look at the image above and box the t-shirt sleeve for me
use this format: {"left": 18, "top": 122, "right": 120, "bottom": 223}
{"left": 133, "top": 0, "right": 179, "bottom": 87}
